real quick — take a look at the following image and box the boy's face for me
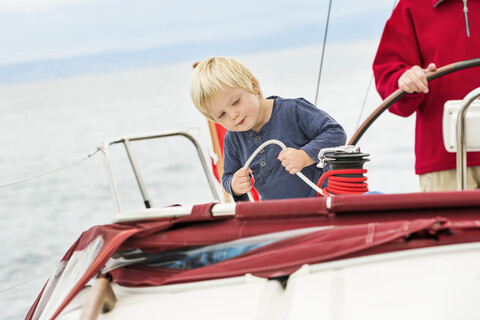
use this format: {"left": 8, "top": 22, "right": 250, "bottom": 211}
{"left": 207, "top": 86, "right": 263, "bottom": 132}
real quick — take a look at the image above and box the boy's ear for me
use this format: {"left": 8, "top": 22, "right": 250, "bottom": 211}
{"left": 251, "top": 77, "right": 259, "bottom": 94}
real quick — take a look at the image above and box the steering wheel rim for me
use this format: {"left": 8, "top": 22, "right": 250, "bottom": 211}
{"left": 348, "top": 57, "right": 480, "bottom": 146}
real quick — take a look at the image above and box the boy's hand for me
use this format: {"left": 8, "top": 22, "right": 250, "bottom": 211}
{"left": 277, "top": 148, "right": 315, "bottom": 175}
{"left": 398, "top": 63, "right": 436, "bottom": 94}
{"left": 231, "top": 167, "right": 253, "bottom": 196}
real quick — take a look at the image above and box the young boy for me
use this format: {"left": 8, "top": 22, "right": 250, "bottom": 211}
{"left": 190, "top": 57, "right": 346, "bottom": 201}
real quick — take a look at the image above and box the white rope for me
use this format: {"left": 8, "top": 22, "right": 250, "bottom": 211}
{"left": 242, "top": 139, "right": 325, "bottom": 201}
{"left": 0, "top": 147, "right": 100, "bottom": 189}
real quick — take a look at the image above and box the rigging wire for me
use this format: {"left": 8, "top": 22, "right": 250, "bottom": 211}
{"left": 0, "top": 266, "right": 56, "bottom": 293}
{"left": 0, "top": 148, "right": 100, "bottom": 189}
{"left": 355, "top": 73, "right": 375, "bottom": 131}
{"left": 354, "top": 0, "right": 399, "bottom": 131}
{"left": 314, "top": 0, "right": 332, "bottom": 106}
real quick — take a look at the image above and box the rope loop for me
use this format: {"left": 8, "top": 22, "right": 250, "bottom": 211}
{"left": 317, "top": 168, "right": 369, "bottom": 198}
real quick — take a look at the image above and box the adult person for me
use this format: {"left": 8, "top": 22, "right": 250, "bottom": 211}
{"left": 373, "top": 0, "right": 480, "bottom": 191}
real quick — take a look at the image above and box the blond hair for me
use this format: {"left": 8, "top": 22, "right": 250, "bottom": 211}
{"left": 190, "top": 57, "right": 263, "bottom": 121}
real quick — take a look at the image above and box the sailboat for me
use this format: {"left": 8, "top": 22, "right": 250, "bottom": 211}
{"left": 3, "top": 0, "right": 475, "bottom": 316}
{"left": 23, "top": 53, "right": 480, "bottom": 319}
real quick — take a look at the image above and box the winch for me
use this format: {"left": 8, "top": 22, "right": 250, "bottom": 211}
{"left": 317, "top": 146, "right": 370, "bottom": 196}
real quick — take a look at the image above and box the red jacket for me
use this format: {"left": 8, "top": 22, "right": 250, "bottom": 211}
{"left": 373, "top": 0, "right": 480, "bottom": 174}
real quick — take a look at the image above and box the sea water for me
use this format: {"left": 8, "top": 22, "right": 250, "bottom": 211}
{"left": 0, "top": 42, "right": 417, "bottom": 319}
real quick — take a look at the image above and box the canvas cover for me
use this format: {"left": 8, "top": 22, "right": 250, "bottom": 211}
{"left": 27, "top": 191, "right": 480, "bottom": 319}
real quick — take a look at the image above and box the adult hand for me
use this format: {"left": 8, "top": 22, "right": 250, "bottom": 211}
{"left": 231, "top": 167, "right": 253, "bottom": 196}
{"left": 277, "top": 148, "right": 314, "bottom": 175}
{"left": 398, "top": 63, "right": 437, "bottom": 93}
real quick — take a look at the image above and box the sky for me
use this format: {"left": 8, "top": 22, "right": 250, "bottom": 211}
{"left": 0, "top": 0, "right": 395, "bottom": 81}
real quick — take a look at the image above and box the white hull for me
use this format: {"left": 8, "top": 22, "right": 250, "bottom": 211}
{"left": 58, "top": 242, "right": 480, "bottom": 320}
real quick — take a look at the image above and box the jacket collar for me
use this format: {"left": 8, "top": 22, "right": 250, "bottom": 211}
{"left": 433, "top": 0, "right": 471, "bottom": 36}
{"left": 432, "top": 0, "right": 446, "bottom": 7}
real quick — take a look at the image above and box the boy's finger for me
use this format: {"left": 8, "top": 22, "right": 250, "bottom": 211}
{"left": 238, "top": 168, "right": 248, "bottom": 177}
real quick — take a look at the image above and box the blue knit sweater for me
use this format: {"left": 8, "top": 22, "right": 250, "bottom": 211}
{"left": 222, "top": 96, "right": 347, "bottom": 201}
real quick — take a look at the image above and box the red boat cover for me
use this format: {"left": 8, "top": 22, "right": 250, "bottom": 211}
{"left": 27, "top": 191, "right": 480, "bottom": 320}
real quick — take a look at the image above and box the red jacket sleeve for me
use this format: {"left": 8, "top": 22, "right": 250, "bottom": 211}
{"left": 372, "top": 1, "right": 426, "bottom": 117}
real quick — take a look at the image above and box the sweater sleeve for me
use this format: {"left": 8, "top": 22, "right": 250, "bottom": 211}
{"left": 222, "top": 133, "right": 249, "bottom": 202}
{"left": 295, "top": 98, "right": 347, "bottom": 163}
{"left": 372, "top": 1, "right": 426, "bottom": 117}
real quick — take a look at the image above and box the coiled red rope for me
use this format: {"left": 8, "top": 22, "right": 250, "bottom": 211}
{"left": 317, "top": 169, "right": 369, "bottom": 197}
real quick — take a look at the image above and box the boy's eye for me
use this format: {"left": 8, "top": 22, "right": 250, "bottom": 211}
{"left": 232, "top": 98, "right": 240, "bottom": 106}
{"left": 218, "top": 112, "right": 225, "bottom": 119}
